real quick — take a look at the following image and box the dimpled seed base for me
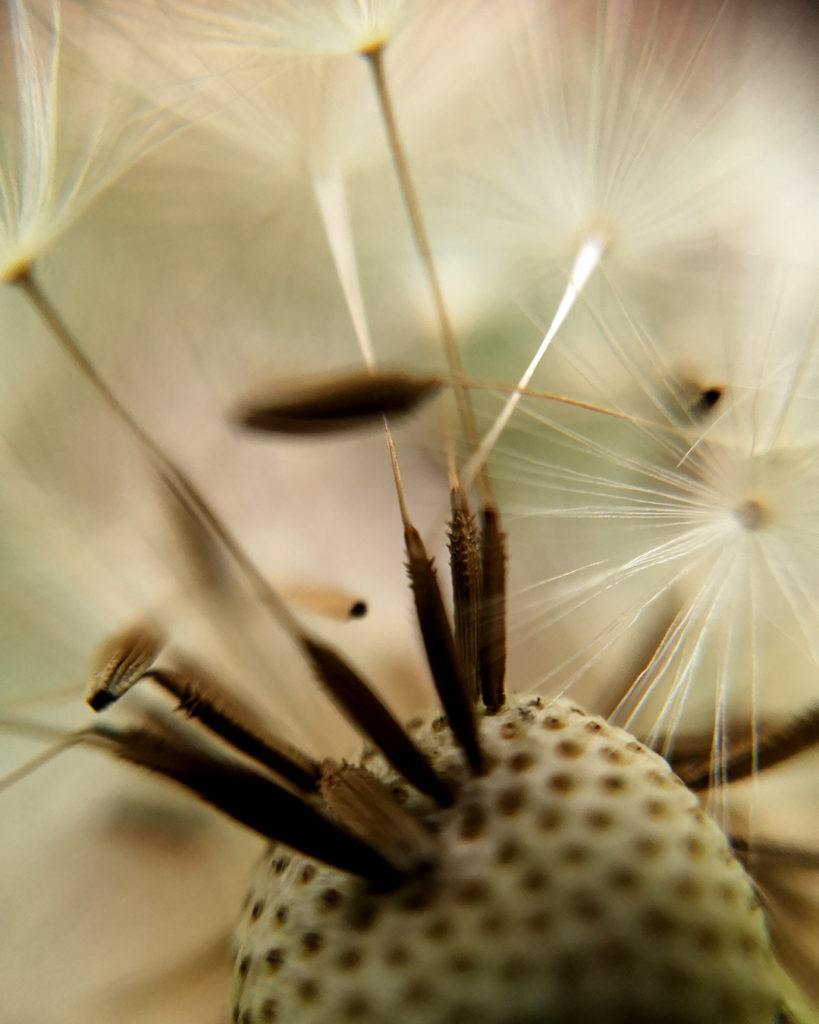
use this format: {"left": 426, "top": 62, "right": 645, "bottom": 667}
{"left": 231, "top": 698, "right": 781, "bottom": 1024}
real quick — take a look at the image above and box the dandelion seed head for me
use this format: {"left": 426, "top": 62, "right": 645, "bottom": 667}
{"left": 2, "top": 0, "right": 819, "bottom": 1020}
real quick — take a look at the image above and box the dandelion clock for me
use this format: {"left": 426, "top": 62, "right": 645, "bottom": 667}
{"left": 1, "top": 2, "right": 818, "bottom": 1023}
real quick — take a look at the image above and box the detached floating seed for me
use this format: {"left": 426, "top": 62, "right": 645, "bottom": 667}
{"left": 233, "top": 369, "right": 442, "bottom": 434}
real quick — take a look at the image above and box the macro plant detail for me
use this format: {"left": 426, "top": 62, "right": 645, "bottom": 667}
{"left": 1, "top": 1, "right": 818, "bottom": 1023}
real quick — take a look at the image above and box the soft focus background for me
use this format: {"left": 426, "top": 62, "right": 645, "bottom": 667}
{"left": 1, "top": 1, "right": 818, "bottom": 1020}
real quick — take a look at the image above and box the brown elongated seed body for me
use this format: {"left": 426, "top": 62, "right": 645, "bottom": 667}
{"left": 320, "top": 763, "right": 438, "bottom": 874}
{"left": 91, "top": 718, "right": 400, "bottom": 885}
{"left": 300, "top": 636, "right": 453, "bottom": 807}
{"left": 279, "top": 583, "right": 368, "bottom": 620}
{"left": 234, "top": 369, "right": 442, "bottom": 434}
{"left": 233, "top": 699, "right": 783, "bottom": 1024}
{"left": 87, "top": 622, "right": 164, "bottom": 711}
{"left": 146, "top": 662, "right": 320, "bottom": 792}
{"left": 403, "top": 523, "right": 485, "bottom": 775}
{"left": 478, "top": 502, "right": 507, "bottom": 711}
{"left": 678, "top": 705, "right": 819, "bottom": 791}
{"left": 448, "top": 485, "right": 481, "bottom": 701}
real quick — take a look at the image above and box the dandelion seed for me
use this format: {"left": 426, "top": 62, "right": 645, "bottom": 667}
{"left": 1, "top": 1, "right": 819, "bottom": 1021}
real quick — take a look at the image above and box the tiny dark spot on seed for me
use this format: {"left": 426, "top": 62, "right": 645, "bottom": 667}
{"left": 497, "top": 786, "right": 524, "bottom": 816}
{"left": 634, "top": 835, "right": 663, "bottom": 859}
{"left": 538, "top": 806, "right": 564, "bottom": 831}
{"left": 390, "top": 785, "right": 409, "bottom": 804}
{"left": 585, "top": 720, "right": 603, "bottom": 734}
{"left": 403, "top": 980, "right": 433, "bottom": 1005}
{"left": 385, "top": 945, "right": 409, "bottom": 965}
{"left": 608, "top": 865, "right": 639, "bottom": 889}
{"left": 549, "top": 772, "right": 576, "bottom": 793}
{"left": 674, "top": 876, "right": 702, "bottom": 901}
{"left": 509, "top": 751, "right": 534, "bottom": 772}
{"left": 527, "top": 697, "right": 542, "bottom": 708}
{"left": 599, "top": 745, "right": 625, "bottom": 764}
{"left": 272, "top": 857, "right": 289, "bottom": 875}
{"left": 645, "top": 799, "right": 668, "bottom": 819}
{"left": 521, "top": 866, "right": 548, "bottom": 891}
{"left": 646, "top": 769, "right": 671, "bottom": 788}
{"left": 585, "top": 808, "right": 614, "bottom": 830}
{"left": 560, "top": 843, "right": 589, "bottom": 866}
{"left": 542, "top": 716, "right": 566, "bottom": 731}
{"left": 319, "top": 888, "right": 343, "bottom": 912}
{"left": 626, "top": 741, "right": 643, "bottom": 753}
{"left": 274, "top": 905, "right": 288, "bottom": 926}
{"left": 339, "top": 947, "right": 363, "bottom": 970}
{"left": 698, "top": 386, "right": 723, "bottom": 412}
{"left": 431, "top": 716, "right": 447, "bottom": 733}
{"left": 238, "top": 955, "right": 251, "bottom": 979}
{"left": 643, "top": 908, "right": 674, "bottom": 937}
{"left": 348, "top": 899, "right": 379, "bottom": 931}
{"left": 460, "top": 802, "right": 486, "bottom": 839}
{"left": 600, "top": 773, "right": 627, "bottom": 793}
{"left": 456, "top": 878, "right": 488, "bottom": 903}
{"left": 557, "top": 739, "right": 583, "bottom": 758}
{"left": 569, "top": 706, "right": 586, "bottom": 716}
{"left": 738, "top": 931, "right": 760, "bottom": 954}
{"left": 450, "top": 951, "right": 476, "bottom": 973}
{"left": 694, "top": 925, "right": 721, "bottom": 952}
{"left": 299, "top": 865, "right": 317, "bottom": 885}
{"left": 426, "top": 916, "right": 452, "bottom": 939}
{"left": 496, "top": 839, "right": 520, "bottom": 864}
{"left": 297, "top": 978, "right": 319, "bottom": 1004}
{"left": 241, "top": 1010, "right": 253, "bottom": 1024}
{"left": 301, "top": 931, "right": 323, "bottom": 955}
{"left": 250, "top": 900, "right": 264, "bottom": 922}
{"left": 399, "top": 881, "right": 437, "bottom": 911}
{"left": 684, "top": 835, "right": 707, "bottom": 859}
{"left": 350, "top": 601, "right": 367, "bottom": 618}
{"left": 260, "top": 999, "right": 278, "bottom": 1022}
{"left": 525, "top": 910, "right": 550, "bottom": 932}
{"left": 232, "top": 1007, "right": 240, "bottom": 1024}
{"left": 571, "top": 891, "right": 603, "bottom": 921}
{"left": 479, "top": 910, "right": 504, "bottom": 933}
{"left": 406, "top": 716, "right": 423, "bottom": 732}
{"left": 265, "top": 948, "right": 284, "bottom": 972}
{"left": 500, "top": 721, "right": 518, "bottom": 739}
